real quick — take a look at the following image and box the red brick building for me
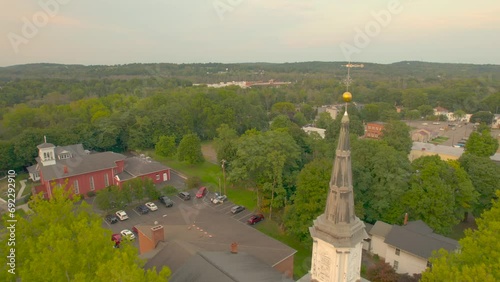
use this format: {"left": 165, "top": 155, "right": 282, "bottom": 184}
{"left": 365, "top": 122, "right": 386, "bottom": 139}
{"left": 27, "top": 141, "right": 170, "bottom": 199}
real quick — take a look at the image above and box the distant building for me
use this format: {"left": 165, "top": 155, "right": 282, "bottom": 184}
{"left": 27, "top": 140, "right": 171, "bottom": 199}
{"left": 204, "top": 80, "right": 291, "bottom": 89}
{"left": 317, "top": 105, "right": 342, "bottom": 120}
{"left": 492, "top": 114, "right": 500, "bottom": 129}
{"left": 368, "top": 220, "right": 459, "bottom": 276}
{"left": 433, "top": 106, "right": 449, "bottom": 117}
{"left": 302, "top": 126, "right": 326, "bottom": 138}
{"left": 365, "top": 122, "right": 385, "bottom": 139}
{"left": 411, "top": 129, "right": 439, "bottom": 143}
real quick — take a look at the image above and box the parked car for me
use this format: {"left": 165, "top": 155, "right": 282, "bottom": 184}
{"left": 105, "top": 214, "right": 118, "bottom": 224}
{"left": 136, "top": 205, "right": 150, "bottom": 214}
{"left": 196, "top": 186, "right": 208, "bottom": 198}
{"left": 178, "top": 192, "right": 191, "bottom": 200}
{"left": 115, "top": 210, "right": 129, "bottom": 221}
{"left": 159, "top": 196, "right": 174, "bottom": 207}
{"left": 231, "top": 205, "right": 245, "bottom": 214}
{"left": 212, "top": 195, "right": 227, "bottom": 204}
{"left": 120, "top": 229, "right": 136, "bottom": 240}
{"left": 145, "top": 202, "right": 158, "bottom": 211}
{"left": 247, "top": 214, "right": 264, "bottom": 225}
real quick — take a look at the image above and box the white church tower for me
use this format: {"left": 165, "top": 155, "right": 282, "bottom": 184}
{"left": 309, "top": 64, "right": 368, "bottom": 282}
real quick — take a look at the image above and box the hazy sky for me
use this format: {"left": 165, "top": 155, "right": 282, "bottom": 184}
{"left": 1, "top": 0, "right": 499, "bottom": 67}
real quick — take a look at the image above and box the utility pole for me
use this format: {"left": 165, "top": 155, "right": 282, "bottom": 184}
{"left": 221, "top": 159, "right": 227, "bottom": 196}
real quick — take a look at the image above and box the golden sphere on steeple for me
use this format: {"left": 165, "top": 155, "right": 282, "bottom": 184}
{"left": 342, "top": 91, "right": 352, "bottom": 102}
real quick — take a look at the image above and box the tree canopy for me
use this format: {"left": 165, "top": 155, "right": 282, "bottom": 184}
{"left": 0, "top": 188, "right": 171, "bottom": 282}
{"left": 402, "top": 156, "right": 477, "bottom": 235}
{"left": 421, "top": 191, "right": 500, "bottom": 282}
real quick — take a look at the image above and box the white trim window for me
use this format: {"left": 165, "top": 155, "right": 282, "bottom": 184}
{"left": 90, "top": 176, "right": 95, "bottom": 191}
{"left": 104, "top": 174, "right": 109, "bottom": 187}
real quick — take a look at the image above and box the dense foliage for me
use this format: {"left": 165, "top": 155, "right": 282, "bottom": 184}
{"left": 421, "top": 191, "right": 500, "bottom": 281}
{"left": 0, "top": 188, "right": 171, "bottom": 282}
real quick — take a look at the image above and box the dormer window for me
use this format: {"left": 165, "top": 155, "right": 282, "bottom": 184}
{"left": 59, "top": 153, "right": 71, "bottom": 160}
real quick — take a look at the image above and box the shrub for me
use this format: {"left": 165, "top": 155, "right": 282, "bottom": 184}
{"left": 87, "top": 191, "right": 96, "bottom": 198}
{"left": 186, "top": 176, "right": 201, "bottom": 189}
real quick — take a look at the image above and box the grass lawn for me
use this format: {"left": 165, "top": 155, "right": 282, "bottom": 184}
{"left": 256, "top": 219, "right": 312, "bottom": 280}
{"left": 147, "top": 150, "right": 223, "bottom": 186}
{"left": 0, "top": 172, "right": 31, "bottom": 201}
{"left": 431, "top": 136, "right": 449, "bottom": 144}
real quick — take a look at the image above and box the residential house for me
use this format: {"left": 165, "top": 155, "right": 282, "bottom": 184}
{"left": 492, "top": 114, "right": 500, "bottom": 129}
{"left": 368, "top": 220, "right": 459, "bottom": 276}
{"left": 27, "top": 141, "right": 171, "bottom": 199}
{"left": 433, "top": 106, "right": 450, "bottom": 120}
{"left": 365, "top": 122, "right": 385, "bottom": 139}
{"left": 302, "top": 126, "right": 326, "bottom": 138}
{"left": 411, "top": 128, "right": 439, "bottom": 143}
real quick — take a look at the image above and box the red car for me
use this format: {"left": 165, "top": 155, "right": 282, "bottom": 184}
{"left": 196, "top": 186, "right": 207, "bottom": 198}
{"left": 247, "top": 214, "right": 264, "bottom": 225}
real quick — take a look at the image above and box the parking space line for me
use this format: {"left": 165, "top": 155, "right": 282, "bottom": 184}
{"left": 132, "top": 209, "right": 141, "bottom": 216}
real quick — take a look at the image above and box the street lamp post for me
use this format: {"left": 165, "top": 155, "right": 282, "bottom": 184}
{"left": 221, "top": 159, "right": 227, "bottom": 196}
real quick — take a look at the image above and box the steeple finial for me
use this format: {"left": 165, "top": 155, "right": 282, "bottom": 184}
{"left": 44, "top": 135, "right": 47, "bottom": 143}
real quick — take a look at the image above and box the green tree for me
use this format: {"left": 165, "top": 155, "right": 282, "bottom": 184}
{"left": 94, "top": 187, "right": 114, "bottom": 211}
{"left": 315, "top": 112, "right": 333, "bottom": 129}
{"left": 361, "top": 103, "right": 380, "bottom": 122}
{"left": 284, "top": 158, "right": 331, "bottom": 242}
{"left": 270, "top": 101, "right": 296, "bottom": 119}
{"left": 144, "top": 177, "right": 161, "bottom": 200}
{"left": 470, "top": 111, "right": 494, "bottom": 125}
{"left": 464, "top": 129, "right": 499, "bottom": 157}
{"left": 155, "top": 135, "right": 177, "bottom": 157}
{"left": 417, "top": 105, "right": 434, "bottom": 117}
{"left": 177, "top": 133, "right": 204, "bottom": 164}
{"left": 459, "top": 154, "right": 500, "bottom": 217}
{"left": 421, "top": 191, "right": 500, "bottom": 282}
{"left": 230, "top": 130, "right": 301, "bottom": 213}
{"left": 402, "top": 156, "right": 477, "bottom": 235}
{"left": 381, "top": 120, "right": 413, "bottom": 154}
{"left": 453, "top": 109, "right": 466, "bottom": 121}
{"left": 351, "top": 138, "right": 411, "bottom": 223}
{"left": 213, "top": 124, "right": 238, "bottom": 164}
{"left": 0, "top": 188, "right": 171, "bottom": 282}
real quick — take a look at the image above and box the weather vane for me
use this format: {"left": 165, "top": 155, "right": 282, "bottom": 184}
{"left": 341, "top": 62, "right": 363, "bottom": 109}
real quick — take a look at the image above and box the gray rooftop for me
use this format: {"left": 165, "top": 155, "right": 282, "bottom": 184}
{"left": 412, "top": 142, "right": 464, "bottom": 157}
{"left": 384, "top": 221, "right": 459, "bottom": 259}
{"left": 169, "top": 251, "right": 294, "bottom": 282}
{"left": 123, "top": 156, "right": 170, "bottom": 177}
{"left": 40, "top": 151, "right": 126, "bottom": 180}
{"left": 37, "top": 142, "right": 55, "bottom": 149}
{"left": 369, "top": 221, "right": 393, "bottom": 238}
{"left": 412, "top": 142, "right": 500, "bottom": 162}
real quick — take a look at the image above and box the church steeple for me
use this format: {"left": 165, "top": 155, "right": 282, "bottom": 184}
{"left": 324, "top": 110, "right": 356, "bottom": 224}
{"left": 308, "top": 63, "right": 367, "bottom": 282}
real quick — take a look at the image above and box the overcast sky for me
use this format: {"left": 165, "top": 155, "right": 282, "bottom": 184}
{"left": 1, "top": 0, "right": 499, "bottom": 67}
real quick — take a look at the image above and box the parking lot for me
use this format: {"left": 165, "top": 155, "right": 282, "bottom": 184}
{"left": 101, "top": 188, "right": 260, "bottom": 244}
